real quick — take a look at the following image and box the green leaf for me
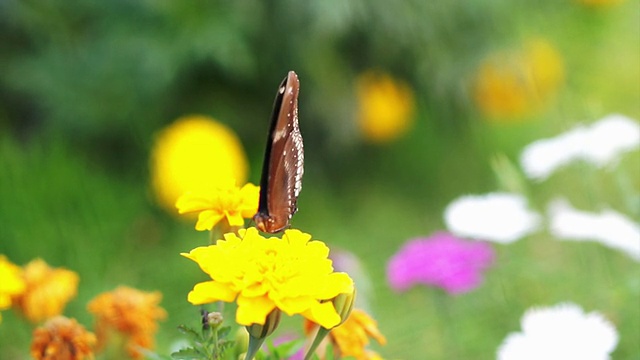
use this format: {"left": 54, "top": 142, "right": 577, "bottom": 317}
{"left": 217, "top": 325, "right": 232, "bottom": 338}
{"left": 170, "top": 347, "right": 204, "bottom": 360}
{"left": 177, "top": 325, "right": 204, "bottom": 342}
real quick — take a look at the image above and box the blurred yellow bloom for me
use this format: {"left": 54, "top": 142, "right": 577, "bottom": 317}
{"left": 304, "top": 308, "right": 386, "bottom": 360}
{"left": 0, "top": 255, "right": 26, "bottom": 322}
{"left": 150, "top": 115, "right": 249, "bottom": 214}
{"left": 31, "top": 316, "right": 96, "bottom": 360}
{"left": 329, "top": 309, "right": 387, "bottom": 360}
{"left": 357, "top": 71, "right": 415, "bottom": 143}
{"left": 182, "top": 227, "right": 354, "bottom": 329}
{"left": 12, "top": 258, "right": 79, "bottom": 323}
{"left": 473, "top": 38, "right": 564, "bottom": 120}
{"left": 87, "top": 286, "right": 167, "bottom": 359}
{"left": 176, "top": 179, "right": 260, "bottom": 231}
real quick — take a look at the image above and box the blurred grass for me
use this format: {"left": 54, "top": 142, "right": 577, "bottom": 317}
{"left": 1, "top": 0, "right": 639, "bottom": 359}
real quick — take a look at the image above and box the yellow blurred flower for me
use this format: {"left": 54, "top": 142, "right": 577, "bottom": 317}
{"left": 330, "top": 309, "right": 387, "bottom": 359}
{"left": 304, "top": 308, "right": 386, "bottom": 360}
{"left": 12, "top": 258, "right": 79, "bottom": 323}
{"left": 87, "top": 286, "right": 166, "bottom": 359}
{"left": 473, "top": 38, "right": 564, "bottom": 120}
{"left": 0, "top": 255, "right": 26, "bottom": 322}
{"left": 176, "top": 179, "right": 259, "bottom": 231}
{"left": 31, "top": 316, "right": 96, "bottom": 360}
{"left": 182, "top": 227, "right": 354, "bottom": 329}
{"left": 150, "top": 115, "right": 249, "bottom": 214}
{"left": 356, "top": 70, "right": 415, "bottom": 143}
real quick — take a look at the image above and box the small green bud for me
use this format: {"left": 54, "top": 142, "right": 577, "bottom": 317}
{"left": 234, "top": 327, "right": 249, "bottom": 356}
{"left": 246, "top": 309, "right": 281, "bottom": 339}
{"left": 331, "top": 289, "right": 356, "bottom": 328}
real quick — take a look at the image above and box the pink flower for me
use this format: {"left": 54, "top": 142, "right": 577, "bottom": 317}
{"left": 386, "top": 232, "right": 495, "bottom": 294}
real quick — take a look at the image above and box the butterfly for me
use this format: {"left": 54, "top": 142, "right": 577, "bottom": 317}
{"left": 253, "top": 71, "right": 304, "bottom": 233}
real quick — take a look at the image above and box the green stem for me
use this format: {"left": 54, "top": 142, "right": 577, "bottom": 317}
{"left": 244, "top": 335, "right": 266, "bottom": 360}
{"left": 304, "top": 326, "right": 330, "bottom": 360}
{"left": 213, "top": 325, "right": 219, "bottom": 360}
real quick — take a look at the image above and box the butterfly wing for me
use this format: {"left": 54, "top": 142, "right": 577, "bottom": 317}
{"left": 254, "top": 71, "right": 304, "bottom": 233}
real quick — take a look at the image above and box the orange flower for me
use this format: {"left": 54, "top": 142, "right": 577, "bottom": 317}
{"left": 305, "top": 308, "right": 386, "bottom": 360}
{"left": 31, "top": 316, "right": 96, "bottom": 360}
{"left": 12, "top": 258, "right": 79, "bottom": 323}
{"left": 87, "top": 286, "right": 167, "bottom": 359}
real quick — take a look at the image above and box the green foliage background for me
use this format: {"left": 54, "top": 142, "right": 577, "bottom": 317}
{"left": 1, "top": 1, "right": 638, "bottom": 359}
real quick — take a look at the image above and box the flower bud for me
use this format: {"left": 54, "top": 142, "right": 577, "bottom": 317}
{"left": 234, "top": 327, "right": 249, "bottom": 356}
{"left": 246, "top": 309, "right": 281, "bottom": 339}
{"left": 331, "top": 289, "right": 356, "bottom": 328}
{"left": 244, "top": 309, "right": 282, "bottom": 360}
{"left": 201, "top": 310, "right": 223, "bottom": 330}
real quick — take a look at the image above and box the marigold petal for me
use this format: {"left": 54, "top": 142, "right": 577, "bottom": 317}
{"left": 314, "top": 273, "right": 355, "bottom": 300}
{"left": 195, "top": 210, "right": 224, "bottom": 231}
{"left": 225, "top": 212, "right": 245, "bottom": 227}
{"left": 181, "top": 246, "right": 218, "bottom": 275}
{"left": 175, "top": 193, "right": 212, "bottom": 214}
{"left": 283, "top": 229, "right": 312, "bottom": 246}
{"left": 305, "top": 241, "right": 331, "bottom": 259}
{"left": 351, "top": 310, "right": 387, "bottom": 345}
{"left": 236, "top": 295, "right": 276, "bottom": 325}
{"left": 188, "top": 281, "right": 237, "bottom": 304}
{"left": 239, "top": 184, "right": 260, "bottom": 217}
{"left": 275, "top": 296, "right": 317, "bottom": 315}
{"left": 303, "top": 301, "right": 342, "bottom": 329}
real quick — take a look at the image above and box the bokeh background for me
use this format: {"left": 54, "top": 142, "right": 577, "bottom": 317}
{"left": 1, "top": 0, "right": 638, "bottom": 359}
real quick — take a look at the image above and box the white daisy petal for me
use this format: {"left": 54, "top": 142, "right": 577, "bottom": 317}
{"left": 520, "top": 114, "right": 640, "bottom": 181}
{"left": 583, "top": 114, "right": 640, "bottom": 167}
{"left": 444, "top": 193, "right": 541, "bottom": 244}
{"left": 498, "top": 302, "right": 618, "bottom": 360}
{"left": 548, "top": 198, "right": 640, "bottom": 262}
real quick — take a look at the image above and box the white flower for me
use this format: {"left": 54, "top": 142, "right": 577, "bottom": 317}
{"left": 497, "top": 302, "right": 618, "bottom": 360}
{"left": 548, "top": 198, "right": 640, "bottom": 262}
{"left": 444, "top": 193, "right": 541, "bottom": 244}
{"left": 520, "top": 114, "right": 640, "bottom": 180}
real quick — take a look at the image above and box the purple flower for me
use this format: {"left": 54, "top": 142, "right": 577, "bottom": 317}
{"left": 386, "top": 232, "right": 495, "bottom": 294}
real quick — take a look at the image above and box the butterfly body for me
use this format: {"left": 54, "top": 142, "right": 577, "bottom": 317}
{"left": 254, "top": 71, "right": 304, "bottom": 233}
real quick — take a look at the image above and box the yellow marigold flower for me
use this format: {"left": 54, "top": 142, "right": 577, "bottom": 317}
{"left": 31, "top": 316, "right": 96, "bottom": 360}
{"left": 150, "top": 115, "right": 249, "bottom": 214}
{"left": 182, "top": 227, "right": 354, "bottom": 329}
{"left": 87, "top": 286, "right": 167, "bottom": 359}
{"left": 473, "top": 38, "right": 564, "bottom": 121}
{"left": 176, "top": 179, "right": 260, "bottom": 231}
{"left": 12, "top": 258, "right": 79, "bottom": 323}
{"left": 0, "top": 255, "right": 26, "bottom": 322}
{"left": 356, "top": 70, "right": 415, "bottom": 143}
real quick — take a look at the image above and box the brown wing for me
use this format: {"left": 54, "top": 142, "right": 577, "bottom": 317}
{"left": 254, "top": 71, "right": 304, "bottom": 233}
